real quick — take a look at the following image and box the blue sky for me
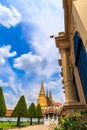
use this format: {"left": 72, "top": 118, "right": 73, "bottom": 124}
{"left": 0, "top": 0, "right": 65, "bottom": 109}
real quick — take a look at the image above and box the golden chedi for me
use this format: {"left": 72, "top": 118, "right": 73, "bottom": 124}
{"left": 37, "top": 82, "right": 48, "bottom": 109}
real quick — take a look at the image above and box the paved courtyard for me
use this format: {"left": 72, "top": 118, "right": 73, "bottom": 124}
{"left": 9, "top": 125, "right": 52, "bottom": 130}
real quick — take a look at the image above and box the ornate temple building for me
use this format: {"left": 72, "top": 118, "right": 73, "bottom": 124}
{"left": 54, "top": 0, "right": 87, "bottom": 115}
{"left": 37, "top": 82, "right": 63, "bottom": 125}
{"left": 37, "top": 82, "right": 54, "bottom": 109}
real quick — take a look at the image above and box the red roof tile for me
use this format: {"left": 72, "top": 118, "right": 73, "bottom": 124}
{"left": 5, "top": 110, "right": 13, "bottom": 117}
{"left": 54, "top": 102, "right": 62, "bottom": 107}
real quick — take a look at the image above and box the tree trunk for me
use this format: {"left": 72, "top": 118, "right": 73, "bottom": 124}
{"left": 30, "top": 118, "right": 32, "bottom": 125}
{"left": 38, "top": 118, "right": 40, "bottom": 124}
{"left": 17, "top": 117, "right": 20, "bottom": 127}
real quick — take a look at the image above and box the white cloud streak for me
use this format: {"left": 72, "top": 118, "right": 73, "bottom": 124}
{"left": 0, "top": 80, "right": 8, "bottom": 87}
{"left": 14, "top": 52, "right": 48, "bottom": 73}
{"left": 0, "top": 45, "right": 16, "bottom": 65}
{"left": 4, "top": 91, "right": 18, "bottom": 109}
{"left": 0, "top": 3, "right": 22, "bottom": 28}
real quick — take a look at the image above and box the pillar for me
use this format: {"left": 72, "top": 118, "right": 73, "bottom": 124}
{"left": 60, "top": 48, "right": 77, "bottom": 104}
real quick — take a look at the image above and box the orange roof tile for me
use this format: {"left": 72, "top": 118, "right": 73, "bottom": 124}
{"left": 54, "top": 102, "right": 62, "bottom": 107}
{"left": 5, "top": 110, "right": 13, "bottom": 117}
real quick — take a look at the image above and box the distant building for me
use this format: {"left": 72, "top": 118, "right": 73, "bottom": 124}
{"left": 5, "top": 110, "right": 13, "bottom": 117}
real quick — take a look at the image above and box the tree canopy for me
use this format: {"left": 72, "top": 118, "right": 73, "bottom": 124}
{"left": 36, "top": 104, "right": 43, "bottom": 124}
{"left": 11, "top": 95, "right": 27, "bottom": 117}
{"left": 28, "top": 102, "right": 36, "bottom": 125}
{"left": 28, "top": 102, "right": 36, "bottom": 118}
{"left": 36, "top": 104, "right": 43, "bottom": 118}
{"left": 0, "top": 87, "right": 6, "bottom": 117}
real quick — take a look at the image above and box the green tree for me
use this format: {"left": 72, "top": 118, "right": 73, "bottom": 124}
{"left": 0, "top": 87, "right": 6, "bottom": 117}
{"left": 11, "top": 95, "right": 27, "bottom": 127}
{"left": 36, "top": 104, "right": 43, "bottom": 124}
{"left": 28, "top": 102, "right": 36, "bottom": 125}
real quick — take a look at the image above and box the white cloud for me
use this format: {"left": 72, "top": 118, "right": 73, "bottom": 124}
{"left": 0, "top": 64, "right": 19, "bottom": 95}
{"left": 47, "top": 78, "right": 63, "bottom": 90}
{"left": 7, "top": 0, "right": 63, "bottom": 79}
{"left": 0, "top": 64, "right": 20, "bottom": 109}
{"left": 0, "top": 62, "right": 65, "bottom": 109}
{"left": 0, "top": 45, "right": 16, "bottom": 65}
{"left": 13, "top": 51, "right": 61, "bottom": 80}
{"left": 4, "top": 78, "right": 41, "bottom": 109}
{"left": 17, "top": 0, "right": 64, "bottom": 60}
{"left": 0, "top": 63, "right": 32, "bottom": 109}
{"left": 46, "top": 79, "right": 65, "bottom": 103}
{"left": 0, "top": 0, "right": 65, "bottom": 108}
{"left": 14, "top": 0, "right": 63, "bottom": 79}
{"left": 4, "top": 92, "right": 18, "bottom": 109}
{"left": 6, "top": 0, "right": 64, "bottom": 57}
{"left": 0, "top": 58, "right": 5, "bottom": 65}
{"left": 0, "top": 3, "right": 22, "bottom": 28}
{"left": 12, "top": 0, "right": 64, "bottom": 106}
{"left": 14, "top": 52, "right": 48, "bottom": 73}
{"left": 0, "top": 80, "right": 8, "bottom": 87}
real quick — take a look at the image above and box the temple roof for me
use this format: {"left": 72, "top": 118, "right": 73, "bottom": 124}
{"left": 53, "top": 102, "right": 62, "bottom": 107}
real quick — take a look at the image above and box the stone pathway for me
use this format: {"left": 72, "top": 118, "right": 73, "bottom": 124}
{"left": 9, "top": 125, "right": 51, "bottom": 130}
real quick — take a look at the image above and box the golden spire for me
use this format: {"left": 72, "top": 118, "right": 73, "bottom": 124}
{"left": 39, "top": 81, "right": 45, "bottom": 96}
{"left": 37, "top": 82, "right": 48, "bottom": 109}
